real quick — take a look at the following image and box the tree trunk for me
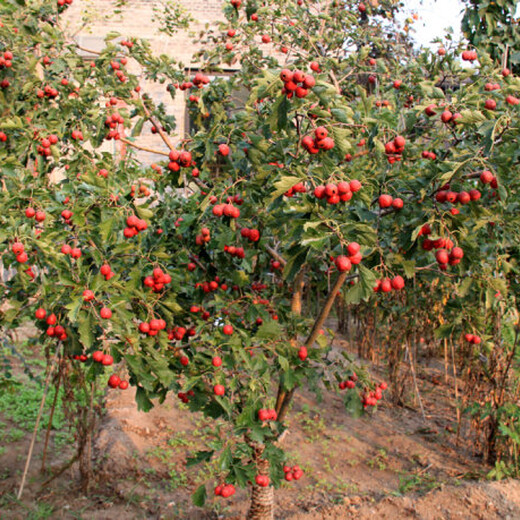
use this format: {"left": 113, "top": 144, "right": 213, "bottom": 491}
{"left": 247, "top": 445, "right": 274, "bottom": 520}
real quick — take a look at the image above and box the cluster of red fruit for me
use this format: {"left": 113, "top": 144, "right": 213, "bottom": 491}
{"left": 484, "top": 82, "right": 501, "bottom": 92}
{"left": 37, "top": 85, "right": 59, "bottom": 99}
{"left": 12, "top": 241, "right": 28, "bottom": 263}
{"left": 168, "top": 326, "right": 196, "bottom": 341}
{"left": 255, "top": 474, "right": 270, "bottom": 487}
{"left": 362, "top": 381, "right": 387, "bottom": 407}
{"left": 435, "top": 187, "right": 481, "bottom": 208}
{"left": 190, "top": 305, "right": 211, "bottom": 320}
{"left": 167, "top": 149, "right": 193, "bottom": 172}
{"left": 258, "top": 408, "right": 277, "bottom": 422}
{"left": 420, "top": 230, "right": 464, "bottom": 267}
{"left": 435, "top": 246, "right": 464, "bottom": 269}
{"left": 461, "top": 50, "right": 478, "bottom": 62}
{"left": 195, "top": 227, "right": 211, "bottom": 246}
{"left": 130, "top": 184, "right": 151, "bottom": 198}
{"left": 0, "top": 50, "right": 13, "bottom": 68}
{"left": 464, "top": 333, "right": 482, "bottom": 344}
{"left": 240, "top": 227, "right": 260, "bottom": 242}
{"left": 144, "top": 267, "right": 172, "bottom": 292}
{"left": 283, "top": 465, "right": 304, "bottom": 482}
{"left": 214, "top": 483, "right": 236, "bottom": 498}
{"left": 100, "top": 263, "right": 115, "bottom": 281}
{"left": 124, "top": 214, "right": 148, "bottom": 238}
{"left": 60, "top": 209, "right": 73, "bottom": 225}
{"left": 279, "top": 68, "right": 316, "bottom": 99}
{"left": 314, "top": 179, "right": 362, "bottom": 204}
{"left": 506, "top": 95, "right": 519, "bottom": 106}
{"left": 195, "top": 277, "right": 230, "bottom": 293}
{"left": 212, "top": 202, "right": 240, "bottom": 218}
{"left": 224, "top": 245, "right": 246, "bottom": 259}
{"left": 479, "top": 170, "right": 498, "bottom": 187}
{"left": 177, "top": 390, "right": 195, "bottom": 403}
{"left": 105, "top": 112, "right": 125, "bottom": 140}
{"left": 110, "top": 60, "right": 128, "bottom": 83}
{"left": 108, "top": 374, "right": 129, "bottom": 390}
{"left": 192, "top": 72, "right": 211, "bottom": 88}
{"left": 60, "top": 243, "right": 82, "bottom": 258}
{"left": 37, "top": 312, "right": 67, "bottom": 341}
{"left": 284, "top": 181, "right": 306, "bottom": 197}
{"left": 378, "top": 194, "right": 403, "bottom": 210}
{"left": 384, "top": 135, "right": 406, "bottom": 164}
{"left": 71, "top": 129, "right": 84, "bottom": 140}
{"left": 338, "top": 374, "right": 357, "bottom": 390}
{"left": 421, "top": 150, "right": 436, "bottom": 160}
{"left": 57, "top": 0, "right": 73, "bottom": 6}
{"left": 120, "top": 39, "right": 134, "bottom": 48}
{"left": 25, "top": 207, "right": 46, "bottom": 222}
{"left": 332, "top": 242, "right": 363, "bottom": 273}
{"left": 138, "top": 318, "right": 167, "bottom": 336}
{"left": 373, "top": 275, "right": 405, "bottom": 292}
{"left": 302, "top": 127, "right": 335, "bottom": 154}
{"left": 92, "top": 350, "right": 114, "bottom": 366}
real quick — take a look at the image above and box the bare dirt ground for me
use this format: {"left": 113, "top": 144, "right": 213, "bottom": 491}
{"left": 1, "top": 333, "right": 520, "bottom": 520}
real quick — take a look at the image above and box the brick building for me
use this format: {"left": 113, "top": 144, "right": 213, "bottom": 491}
{"left": 62, "top": 0, "right": 228, "bottom": 163}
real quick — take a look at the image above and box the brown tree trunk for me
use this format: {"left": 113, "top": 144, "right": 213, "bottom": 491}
{"left": 247, "top": 445, "right": 274, "bottom": 520}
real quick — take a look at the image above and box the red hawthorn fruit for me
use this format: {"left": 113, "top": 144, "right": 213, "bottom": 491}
{"left": 108, "top": 374, "right": 121, "bottom": 388}
{"left": 212, "top": 356, "right": 222, "bottom": 367}
{"left": 12, "top": 242, "right": 24, "bottom": 255}
{"left": 92, "top": 350, "right": 104, "bottom": 363}
{"left": 100, "top": 307, "right": 112, "bottom": 319}
{"left": 61, "top": 244, "right": 72, "bottom": 255}
{"left": 102, "top": 354, "right": 114, "bottom": 366}
{"left": 378, "top": 194, "right": 393, "bottom": 208}
{"left": 25, "top": 207, "right": 36, "bottom": 218}
{"left": 218, "top": 143, "right": 230, "bottom": 156}
{"left": 119, "top": 381, "right": 129, "bottom": 390}
{"left": 214, "top": 384, "right": 225, "bottom": 396}
{"left": 347, "top": 242, "right": 360, "bottom": 256}
{"left": 392, "top": 198, "right": 404, "bottom": 210}
{"left": 222, "top": 324, "right": 234, "bottom": 335}
{"left": 441, "top": 110, "right": 452, "bottom": 123}
{"left": 469, "top": 189, "right": 481, "bottom": 201}
{"left": 255, "top": 475, "right": 270, "bottom": 487}
{"left": 457, "top": 191, "right": 471, "bottom": 205}
{"left": 35, "top": 307, "right": 46, "bottom": 319}
{"left": 484, "top": 99, "right": 497, "bottom": 110}
{"left": 315, "top": 126, "right": 328, "bottom": 140}
{"left": 380, "top": 279, "right": 392, "bottom": 292}
{"left": 425, "top": 104, "right": 437, "bottom": 116}
{"left": 83, "top": 289, "right": 95, "bottom": 301}
{"left": 450, "top": 246, "right": 464, "bottom": 259}
{"left": 298, "top": 346, "right": 308, "bottom": 361}
{"left": 391, "top": 275, "right": 405, "bottom": 290}
{"left": 506, "top": 95, "right": 519, "bottom": 106}
{"left": 394, "top": 135, "right": 405, "bottom": 148}
{"left": 435, "top": 249, "right": 449, "bottom": 264}
{"left": 480, "top": 170, "right": 493, "bottom": 184}
{"left": 180, "top": 356, "right": 189, "bottom": 366}
{"left": 334, "top": 255, "right": 352, "bottom": 272}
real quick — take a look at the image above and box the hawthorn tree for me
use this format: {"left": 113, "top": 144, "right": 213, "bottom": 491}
{"left": 1, "top": 0, "right": 520, "bottom": 518}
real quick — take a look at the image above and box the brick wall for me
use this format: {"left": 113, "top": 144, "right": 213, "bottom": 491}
{"left": 62, "top": 0, "right": 228, "bottom": 164}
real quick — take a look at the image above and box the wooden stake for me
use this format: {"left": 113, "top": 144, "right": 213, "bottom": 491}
{"left": 17, "top": 351, "right": 59, "bottom": 499}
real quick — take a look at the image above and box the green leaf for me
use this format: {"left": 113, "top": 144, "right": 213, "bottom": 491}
{"left": 192, "top": 485, "right": 207, "bottom": 507}
{"left": 256, "top": 320, "right": 282, "bottom": 339}
{"left": 135, "top": 386, "right": 154, "bottom": 412}
{"left": 186, "top": 450, "right": 214, "bottom": 467}
{"left": 77, "top": 312, "right": 94, "bottom": 350}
